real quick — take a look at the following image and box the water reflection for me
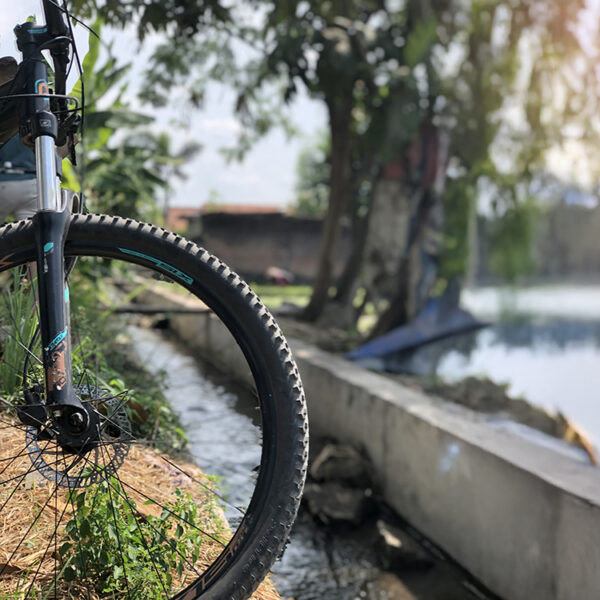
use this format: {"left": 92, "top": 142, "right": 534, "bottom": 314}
{"left": 385, "top": 316, "right": 600, "bottom": 377}
{"left": 381, "top": 286, "right": 600, "bottom": 445}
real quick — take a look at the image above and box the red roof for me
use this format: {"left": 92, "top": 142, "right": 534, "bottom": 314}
{"left": 202, "top": 204, "right": 283, "bottom": 215}
{"left": 166, "top": 207, "right": 201, "bottom": 230}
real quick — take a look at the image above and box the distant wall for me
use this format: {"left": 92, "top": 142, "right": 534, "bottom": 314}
{"left": 187, "top": 203, "right": 600, "bottom": 285}
{"left": 535, "top": 204, "right": 600, "bottom": 279}
{"left": 188, "top": 212, "right": 351, "bottom": 281}
{"left": 471, "top": 203, "right": 600, "bottom": 284}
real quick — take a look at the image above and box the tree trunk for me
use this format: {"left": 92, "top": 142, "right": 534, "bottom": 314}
{"left": 302, "top": 99, "right": 353, "bottom": 322}
{"left": 312, "top": 174, "right": 377, "bottom": 329}
{"left": 367, "top": 190, "right": 438, "bottom": 339}
{"left": 334, "top": 173, "right": 376, "bottom": 305}
{"left": 367, "top": 121, "right": 449, "bottom": 338}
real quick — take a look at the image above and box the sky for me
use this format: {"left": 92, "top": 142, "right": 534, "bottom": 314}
{"left": 2, "top": 1, "right": 599, "bottom": 212}
{"left": 0, "top": 1, "right": 326, "bottom": 210}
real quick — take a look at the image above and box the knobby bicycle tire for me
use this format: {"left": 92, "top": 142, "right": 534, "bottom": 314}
{"left": 0, "top": 214, "right": 308, "bottom": 600}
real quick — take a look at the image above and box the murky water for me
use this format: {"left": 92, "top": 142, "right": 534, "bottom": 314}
{"left": 387, "top": 285, "right": 600, "bottom": 445}
{"left": 128, "top": 326, "right": 260, "bottom": 525}
{"left": 128, "top": 327, "right": 384, "bottom": 598}
{"left": 127, "top": 326, "right": 485, "bottom": 600}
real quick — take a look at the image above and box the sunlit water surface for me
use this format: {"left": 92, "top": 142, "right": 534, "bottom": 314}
{"left": 419, "top": 285, "right": 600, "bottom": 444}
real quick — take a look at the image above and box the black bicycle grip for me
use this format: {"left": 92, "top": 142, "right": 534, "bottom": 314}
{"left": 42, "top": 0, "right": 69, "bottom": 37}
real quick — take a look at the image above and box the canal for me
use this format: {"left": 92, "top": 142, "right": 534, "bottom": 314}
{"left": 128, "top": 325, "right": 493, "bottom": 600}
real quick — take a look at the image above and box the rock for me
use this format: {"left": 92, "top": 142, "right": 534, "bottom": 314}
{"left": 303, "top": 482, "right": 376, "bottom": 525}
{"left": 376, "top": 520, "right": 433, "bottom": 572}
{"left": 362, "top": 572, "right": 418, "bottom": 600}
{"left": 310, "top": 443, "right": 373, "bottom": 488}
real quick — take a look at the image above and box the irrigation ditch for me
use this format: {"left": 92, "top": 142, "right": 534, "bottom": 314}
{"left": 125, "top": 283, "right": 498, "bottom": 600}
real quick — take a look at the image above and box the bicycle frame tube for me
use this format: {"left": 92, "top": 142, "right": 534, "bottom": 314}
{"left": 16, "top": 21, "right": 79, "bottom": 412}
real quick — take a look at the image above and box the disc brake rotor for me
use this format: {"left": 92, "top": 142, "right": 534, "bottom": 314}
{"left": 26, "top": 384, "right": 132, "bottom": 488}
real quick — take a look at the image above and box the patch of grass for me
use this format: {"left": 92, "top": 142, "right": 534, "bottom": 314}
{"left": 60, "top": 481, "right": 225, "bottom": 599}
{"left": 250, "top": 284, "right": 311, "bottom": 310}
{"left": 0, "top": 270, "right": 39, "bottom": 397}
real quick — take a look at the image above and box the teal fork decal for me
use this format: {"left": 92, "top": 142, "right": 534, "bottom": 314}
{"left": 47, "top": 327, "right": 67, "bottom": 352}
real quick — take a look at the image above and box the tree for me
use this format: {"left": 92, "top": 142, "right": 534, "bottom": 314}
{"left": 69, "top": 0, "right": 600, "bottom": 335}
{"left": 71, "top": 0, "right": 401, "bottom": 319}
{"left": 287, "top": 0, "right": 598, "bottom": 336}
{"left": 290, "top": 134, "right": 329, "bottom": 218}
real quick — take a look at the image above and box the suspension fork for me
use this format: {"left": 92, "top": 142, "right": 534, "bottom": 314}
{"left": 16, "top": 22, "right": 84, "bottom": 423}
{"left": 33, "top": 158, "right": 75, "bottom": 411}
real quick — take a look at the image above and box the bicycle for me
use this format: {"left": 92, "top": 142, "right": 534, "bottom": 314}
{"left": 0, "top": 1, "right": 308, "bottom": 598}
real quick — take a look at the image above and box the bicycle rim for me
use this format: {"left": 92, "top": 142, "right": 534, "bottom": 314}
{"left": 0, "top": 216, "right": 307, "bottom": 600}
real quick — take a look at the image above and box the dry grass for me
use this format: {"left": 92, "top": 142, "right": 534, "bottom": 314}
{"left": 0, "top": 417, "right": 280, "bottom": 599}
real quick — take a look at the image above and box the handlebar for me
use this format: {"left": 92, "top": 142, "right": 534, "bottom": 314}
{"left": 42, "top": 0, "right": 69, "bottom": 37}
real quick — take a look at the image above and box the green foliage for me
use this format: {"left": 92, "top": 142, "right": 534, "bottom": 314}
{"left": 71, "top": 0, "right": 230, "bottom": 42}
{"left": 68, "top": 264, "right": 187, "bottom": 450}
{"left": 282, "top": 0, "right": 594, "bottom": 299}
{"left": 291, "top": 134, "right": 330, "bottom": 217}
{"left": 63, "top": 22, "right": 200, "bottom": 221}
{"left": 0, "top": 271, "right": 40, "bottom": 398}
{"left": 71, "top": 0, "right": 236, "bottom": 111}
{"left": 489, "top": 199, "right": 537, "bottom": 284}
{"left": 0, "top": 270, "right": 209, "bottom": 599}
{"left": 64, "top": 1, "right": 599, "bottom": 322}
{"left": 60, "top": 480, "right": 223, "bottom": 598}
{"left": 404, "top": 17, "right": 438, "bottom": 68}
{"left": 0, "top": 263, "right": 187, "bottom": 452}
{"left": 439, "top": 178, "right": 476, "bottom": 286}
{"left": 249, "top": 284, "right": 311, "bottom": 310}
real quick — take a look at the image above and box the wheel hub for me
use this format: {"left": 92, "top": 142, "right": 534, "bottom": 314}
{"left": 25, "top": 384, "right": 132, "bottom": 488}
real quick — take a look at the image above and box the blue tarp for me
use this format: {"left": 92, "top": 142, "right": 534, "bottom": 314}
{"left": 347, "top": 297, "right": 487, "bottom": 360}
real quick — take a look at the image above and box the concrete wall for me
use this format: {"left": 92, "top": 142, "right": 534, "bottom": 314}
{"left": 186, "top": 204, "right": 600, "bottom": 286}
{"left": 188, "top": 212, "right": 351, "bottom": 281}
{"left": 137, "top": 285, "right": 600, "bottom": 600}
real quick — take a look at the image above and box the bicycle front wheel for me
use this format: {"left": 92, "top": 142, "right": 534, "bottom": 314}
{"left": 0, "top": 215, "right": 308, "bottom": 600}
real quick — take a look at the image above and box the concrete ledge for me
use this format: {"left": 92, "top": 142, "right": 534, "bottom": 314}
{"left": 137, "top": 285, "right": 600, "bottom": 600}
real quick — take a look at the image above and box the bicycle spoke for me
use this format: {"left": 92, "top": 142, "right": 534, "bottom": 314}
{"left": 54, "top": 444, "right": 63, "bottom": 598}
{"left": 0, "top": 351, "right": 40, "bottom": 380}
{"left": 88, "top": 444, "right": 205, "bottom": 589}
{"left": 87, "top": 392, "right": 131, "bottom": 436}
{"left": 64, "top": 473, "right": 93, "bottom": 600}
{"left": 0, "top": 439, "right": 53, "bottom": 508}
{"left": 114, "top": 462, "right": 228, "bottom": 549}
{"left": 0, "top": 302, "right": 42, "bottom": 369}
{"left": 96, "top": 440, "right": 170, "bottom": 599}
{"left": 0, "top": 214, "right": 308, "bottom": 598}
{"left": 1, "top": 287, "right": 39, "bottom": 354}
{"left": 94, "top": 432, "right": 132, "bottom": 599}
{"left": 23, "top": 451, "right": 70, "bottom": 599}
{"left": 0, "top": 446, "right": 85, "bottom": 487}
{"left": 0, "top": 413, "right": 30, "bottom": 433}
{"left": 160, "top": 454, "right": 245, "bottom": 516}
{"left": 0, "top": 442, "right": 87, "bottom": 578}
{"left": 0, "top": 433, "right": 41, "bottom": 476}
{"left": 0, "top": 396, "right": 50, "bottom": 430}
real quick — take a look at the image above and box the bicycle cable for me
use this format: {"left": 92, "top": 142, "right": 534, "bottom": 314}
{"left": 44, "top": 0, "right": 100, "bottom": 40}
{"left": 60, "top": 0, "right": 87, "bottom": 209}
